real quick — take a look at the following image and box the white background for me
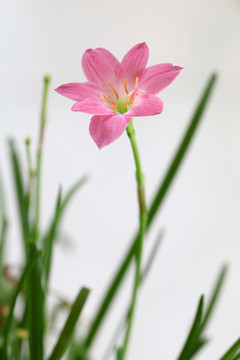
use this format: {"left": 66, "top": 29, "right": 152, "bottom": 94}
{"left": 1, "top": 0, "right": 240, "bottom": 359}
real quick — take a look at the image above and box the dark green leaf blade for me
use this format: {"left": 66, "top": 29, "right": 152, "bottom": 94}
{"left": 43, "top": 176, "right": 88, "bottom": 284}
{"left": 8, "top": 139, "right": 29, "bottom": 255}
{"left": 148, "top": 73, "right": 217, "bottom": 226}
{"left": 43, "top": 187, "right": 62, "bottom": 283}
{"left": 176, "top": 265, "right": 228, "bottom": 360}
{"left": 60, "top": 176, "right": 89, "bottom": 216}
{"left": 232, "top": 352, "right": 240, "bottom": 360}
{"left": 220, "top": 338, "right": 240, "bottom": 360}
{"left": 189, "top": 337, "right": 208, "bottom": 359}
{"left": 83, "top": 73, "right": 218, "bottom": 349}
{"left": 27, "top": 244, "right": 44, "bottom": 360}
{"left": 101, "top": 230, "right": 164, "bottom": 360}
{"left": 48, "top": 287, "right": 90, "bottom": 360}
{"left": 0, "top": 218, "right": 8, "bottom": 272}
{"left": 199, "top": 264, "right": 228, "bottom": 334}
{"left": 177, "top": 295, "right": 204, "bottom": 360}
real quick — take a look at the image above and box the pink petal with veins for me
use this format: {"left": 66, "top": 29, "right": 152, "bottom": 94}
{"left": 89, "top": 114, "right": 131, "bottom": 149}
{"left": 82, "top": 48, "right": 120, "bottom": 86}
{"left": 118, "top": 42, "right": 149, "bottom": 87}
{"left": 127, "top": 94, "right": 163, "bottom": 117}
{"left": 55, "top": 82, "right": 102, "bottom": 102}
{"left": 71, "top": 98, "right": 111, "bottom": 115}
{"left": 140, "top": 64, "right": 183, "bottom": 95}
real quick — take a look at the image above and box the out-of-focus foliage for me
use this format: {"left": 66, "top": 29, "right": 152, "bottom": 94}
{"left": 0, "top": 73, "right": 235, "bottom": 360}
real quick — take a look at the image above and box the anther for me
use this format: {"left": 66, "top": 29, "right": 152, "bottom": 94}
{"left": 108, "top": 83, "right": 119, "bottom": 99}
{"left": 135, "top": 76, "right": 139, "bottom": 87}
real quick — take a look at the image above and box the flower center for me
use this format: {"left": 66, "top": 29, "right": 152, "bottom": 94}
{"left": 103, "top": 77, "right": 139, "bottom": 114}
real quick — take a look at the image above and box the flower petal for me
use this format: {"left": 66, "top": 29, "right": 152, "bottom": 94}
{"left": 71, "top": 98, "right": 111, "bottom": 115}
{"left": 118, "top": 42, "right": 149, "bottom": 87}
{"left": 139, "top": 64, "right": 183, "bottom": 95}
{"left": 89, "top": 114, "right": 131, "bottom": 149}
{"left": 82, "top": 48, "right": 120, "bottom": 86}
{"left": 127, "top": 94, "right": 163, "bottom": 117}
{"left": 55, "top": 82, "right": 102, "bottom": 102}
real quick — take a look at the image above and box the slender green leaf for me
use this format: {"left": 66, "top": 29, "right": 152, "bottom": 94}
{"left": 116, "top": 348, "right": 123, "bottom": 360}
{"left": 0, "top": 170, "right": 6, "bottom": 221}
{"left": 8, "top": 140, "right": 29, "bottom": 255}
{"left": 83, "top": 73, "right": 218, "bottom": 349}
{"left": 177, "top": 296, "right": 204, "bottom": 360}
{"left": 141, "top": 229, "right": 164, "bottom": 283}
{"left": 27, "top": 244, "right": 44, "bottom": 360}
{"left": 148, "top": 73, "right": 217, "bottom": 226}
{"left": 189, "top": 337, "right": 208, "bottom": 358}
{"left": 199, "top": 264, "right": 228, "bottom": 334}
{"left": 0, "top": 248, "right": 40, "bottom": 360}
{"left": 101, "top": 230, "right": 164, "bottom": 360}
{"left": 232, "top": 352, "right": 240, "bottom": 360}
{"left": 0, "top": 218, "right": 8, "bottom": 272}
{"left": 220, "top": 339, "right": 240, "bottom": 360}
{"left": 43, "top": 176, "right": 88, "bottom": 284}
{"left": 177, "top": 265, "right": 228, "bottom": 360}
{"left": 43, "top": 187, "right": 62, "bottom": 283}
{"left": 60, "top": 176, "right": 89, "bottom": 216}
{"left": 48, "top": 287, "right": 90, "bottom": 360}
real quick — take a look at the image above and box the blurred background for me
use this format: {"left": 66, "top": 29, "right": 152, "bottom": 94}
{"left": 1, "top": 0, "right": 240, "bottom": 359}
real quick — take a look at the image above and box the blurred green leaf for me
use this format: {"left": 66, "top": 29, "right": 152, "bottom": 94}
{"left": 177, "top": 296, "right": 204, "bottom": 360}
{"left": 83, "top": 73, "right": 218, "bottom": 349}
{"left": 48, "top": 287, "right": 90, "bottom": 360}
{"left": 141, "top": 229, "right": 164, "bottom": 283}
{"left": 232, "top": 352, "right": 240, "bottom": 360}
{"left": 101, "top": 230, "right": 164, "bottom": 360}
{"left": 199, "top": 265, "right": 228, "bottom": 334}
{"left": 43, "top": 187, "right": 62, "bottom": 283}
{"left": 0, "top": 247, "right": 40, "bottom": 360}
{"left": 220, "top": 338, "right": 240, "bottom": 360}
{"left": 0, "top": 218, "right": 8, "bottom": 273}
{"left": 116, "top": 348, "right": 123, "bottom": 360}
{"left": 177, "top": 265, "right": 228, "bottom": 360}
{"left": 8, "top": 139, "right": 29, "bottom": 256}
{"left": 27, "top": 244, "right": 44, "bottom": 360}
{"left": 147, "top": 73, "right": 217, "bottom": 227}
{"left": 43, "top": 176, "right": 88, "bottom": 284}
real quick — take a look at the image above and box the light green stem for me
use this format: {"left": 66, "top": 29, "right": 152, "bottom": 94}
{"left": 121, "top": 119, "right": 147, "bottom": 359}
{"left": 33, "top": 75, "right": 50, "bottom": 244}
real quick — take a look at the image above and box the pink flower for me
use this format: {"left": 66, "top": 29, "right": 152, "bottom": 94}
{"left": 55, "top": 43, "right": 182, "bottom": 149}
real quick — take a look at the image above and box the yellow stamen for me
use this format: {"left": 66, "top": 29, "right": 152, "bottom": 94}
{"left": 124, "top": 79, "right": 129, "bottom": 95}
{"left": 108, "top": 82, "right": 119, "bottom": 99}
{"left": 103, "top": 94, "right": 117, "bottom": 106}
{"left": 135, "top": 76, "right": 139, "bottom": 86}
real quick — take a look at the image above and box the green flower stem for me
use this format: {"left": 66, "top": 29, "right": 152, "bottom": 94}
{"left": 33, "top": 75, "right": 50, "bottom": 243}
{"left": 121, "top": 119, "right": 147, "bottom": 359}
